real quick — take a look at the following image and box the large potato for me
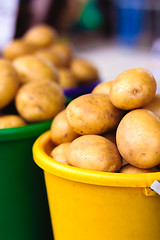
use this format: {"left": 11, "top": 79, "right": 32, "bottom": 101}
{"left": 3, "top": 40, "right": 36, "bottom": 61}
{"left": 51, "top": 110, "right": 79, "bottom": 145}
{"left": 0, "top": 59, "right": 20, "bottom": 109}
{"left": 120, "top": 164, "right": 159, "bottom": 173}
{"left": 143, "top": 94, "right": 160, "bottom": 120}
{"left": 58, "top": 69, "right": 77, "bottom": 89}
{"left": 67, "top": 135, "right": 122, "bottom": 172}
{"left": 71, "top": 59, "right": 98, "bottom": 83}
{"left": 92, "top": 81, "right": 112, "bottom": 95}
{"left": 15, "top": 80, "right": 65, "bottom": 122}
{"left": 66, "top": 93, "right": 124, "bottom": 135}
{"left": 50, "top": 142, "right": 71, "bottom": 165}
{"left": 13, "top": 55, "right": 58, "bottom": 84}
{"left": 110, "top": 68, "right": 156, "bottom": 110}
{"left": 23, "top": 24, "right": 57, "bottom": 48}
{"left": 0, "top": 115, "right": 26, "bottom": 129}
{"left": 116, "top": 109, "right": 160, "bottom": 169}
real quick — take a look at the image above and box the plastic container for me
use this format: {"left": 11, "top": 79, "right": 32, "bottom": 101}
{"left": 0, "top": 121, "right": 53, "bottom": 240}
{"left": 63, "top": 79, "right": 101, "bottom": 99}
{"left": 33, "top": 131, "right": 160, "bottom": 240}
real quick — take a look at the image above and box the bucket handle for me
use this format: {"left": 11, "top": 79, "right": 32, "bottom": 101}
{"left": 150, "top": 180, "right": 160, "bottom": 195}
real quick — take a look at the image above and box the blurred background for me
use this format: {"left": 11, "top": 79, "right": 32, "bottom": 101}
{"left": 1, "top": 0, "right": 160, "bottom": 90}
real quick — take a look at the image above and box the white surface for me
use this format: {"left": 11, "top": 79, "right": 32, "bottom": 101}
{"left": 0, "top": 0, "right": 19, "bottom": 50}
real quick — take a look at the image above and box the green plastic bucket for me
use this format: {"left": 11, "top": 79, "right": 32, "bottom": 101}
{"left": 0, "top": 121, "right": 53, "bottom": 240}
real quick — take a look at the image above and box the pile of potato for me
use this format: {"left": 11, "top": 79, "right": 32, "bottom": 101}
{"left": 49, "top": 68, "right": 160, "bottom": 173}
{"left": 0, "top": 24, "right": 99, "bottom": 128}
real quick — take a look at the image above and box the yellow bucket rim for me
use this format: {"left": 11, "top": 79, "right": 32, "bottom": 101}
{"left": 33, "top": 131, "right": 160, "bottom": 188}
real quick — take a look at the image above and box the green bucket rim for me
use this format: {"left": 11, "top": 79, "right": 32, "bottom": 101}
{"left": 0, "top": 120, "right": 52, "bottom": 141}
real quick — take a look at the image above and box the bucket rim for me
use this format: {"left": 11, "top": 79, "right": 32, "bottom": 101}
{"left": 33, "top": 131, "right": 160, "bottom": 188}
{"left": 0, "top": 120, "right": 52, "bottom": 141}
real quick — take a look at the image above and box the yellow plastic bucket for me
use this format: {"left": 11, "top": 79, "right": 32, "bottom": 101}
{"left": 33, "top": 131, "right": 160, "bottom": 240}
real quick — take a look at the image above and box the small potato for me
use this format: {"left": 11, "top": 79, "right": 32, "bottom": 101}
{"left": 23, "top": 24, "right": 58, "bottom": 48}
{"left": 66, "top": 94, "right": 124, "bottom": 135}
{"left": 3, "top": 39, "right": 36, "bottom": 61}
{"left": 49, "top": 42, "right": 72, "bottom": 67}
{"left": 71, "top": 59, "right": 99, "bottom": 83}
{"left": 67, "top": 135, "right": 122, "bottom": 172}
{"left": 143, "top": 94, "right": 160, "bottom": 120}
{"left": 0, "top": 59, "right": 20, "bottom": 109}
{"left": 120, "top": 164, "right": 159, "bottom": 173}
{"left": 58, "top": 69, "right": 77, "bottom": 89}
{"left": 13, "top": 55, "right": 58, "bottom": 84}
{"left": 35, "top": 50, "right": 66, "bottom": 68}
{"left": 116, "top": 109, "right": 160, "bottom": 169}
{"left": 51, "top": 110, "right": 79, "bottom": 145}
{"left": 50, "top": 142, "right": 71, "bottom": 165}
{"left": 92, "top": 81, "right": 112, "bottom": 95}
{"left": 110, "top": 68, "right": 156, "bottom": 110}
{"left": 15, "top": 80, "right": 65, "bottom": 122}
{"left": 0, "top": 115, "right": 26, "bottom": 129}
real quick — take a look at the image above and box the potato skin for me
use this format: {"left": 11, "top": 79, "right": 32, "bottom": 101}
{"left": 110, "top": 68, "right": 156, "bottom": 110}
{"left": 92, "top": 81, "right": 112, "bottom": 95}
{"left": 0, "top": 59, "right": 20, "bottom": 109}
{"left": 67, "top": 135, "right": 122, "bottom": 172}
{"left": 49, "top": 43, "right": 72, "bottom": 67}
{"left": 116, "top": 109, "right": 160, "bottom": 169}
{"left": 13, "top": 55, "right": 58, "bottom": 84}
{"left": 23, "top": 24, "right": 57, "bottom": 48}
{"left": 3, "top": 40, "right": 36, "bottom": 61}
{"left": 143, "top": 94, "right": 160, "bottom": 120}
{"left": 35, "top": 50, "right": 65, "bottom": 69}
{"left": 0, "top": 115, "right": 26, "bottom": 129}
{"left": 51, "top": 110, "right": 79, "bottom": 145}
{"left": 71, "top": 59, "right": 98, "bottom": 83}
{"left": 15, "top": 80, "right": 65, "bottom": 122}
{"left": 58, "top": 69, "right": 77, "bottom": 89}
{"left": 66, "top": 93, "right": 124, "bottom": 135}
{"left": 119, "top": 164, "right": 159, "bottom": 173}
{"left": 50, "top": 142, "right": 71, "bottom": 165}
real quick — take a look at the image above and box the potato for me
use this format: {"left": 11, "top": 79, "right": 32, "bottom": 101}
{"left": 143, "top": 94, "right": 160, "bottom": 120}
{"left": 58, "top": 69, "right": 77, "bottom": 89}
{"left": 67, "top": 135, "right": 122, "bottom": 172}
{"left": 49, "top": 42, "right": 72, "bottom": 67}
{"left": 35, "top": 50, "right": 66, "bottom": 68}
{"left": 13, "top": 55, "right": 58, "bottom": 84}
{"left": 50, "top": 142, "right": 71, "bottom": 165}
{"left": 116, "top": 109, "right": 160, "bottom": 169}
{"left": 71, "top": 59, "right": 98, "bottom": 83}
{"left": 120, "top": 164, "right": 159, "bottom": 173}
{"left": 110, "top": 68, "right": 156, "bottom": 110}
{"left": 0, "top": 115, "right": 26, "bottom": 129}
{"left": 23, "top": 24, "right": 57, "bottom": 48}
{"left": 92, "top": 81, "right": 112, "bottom": 95}
{"left": 66, "top": 93, "right": 124, "bottom": 135}
{"left": 3, "top": 39, "right": 36, "bottom": 61}
{"left": 15, "top": 80, "right": 65, "bottom": 122}
{"left": 0, "top": 59, "right": 20, "bottom": 109}
{"left": 51, "top": 110, "right": 79, "bottom": 145}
